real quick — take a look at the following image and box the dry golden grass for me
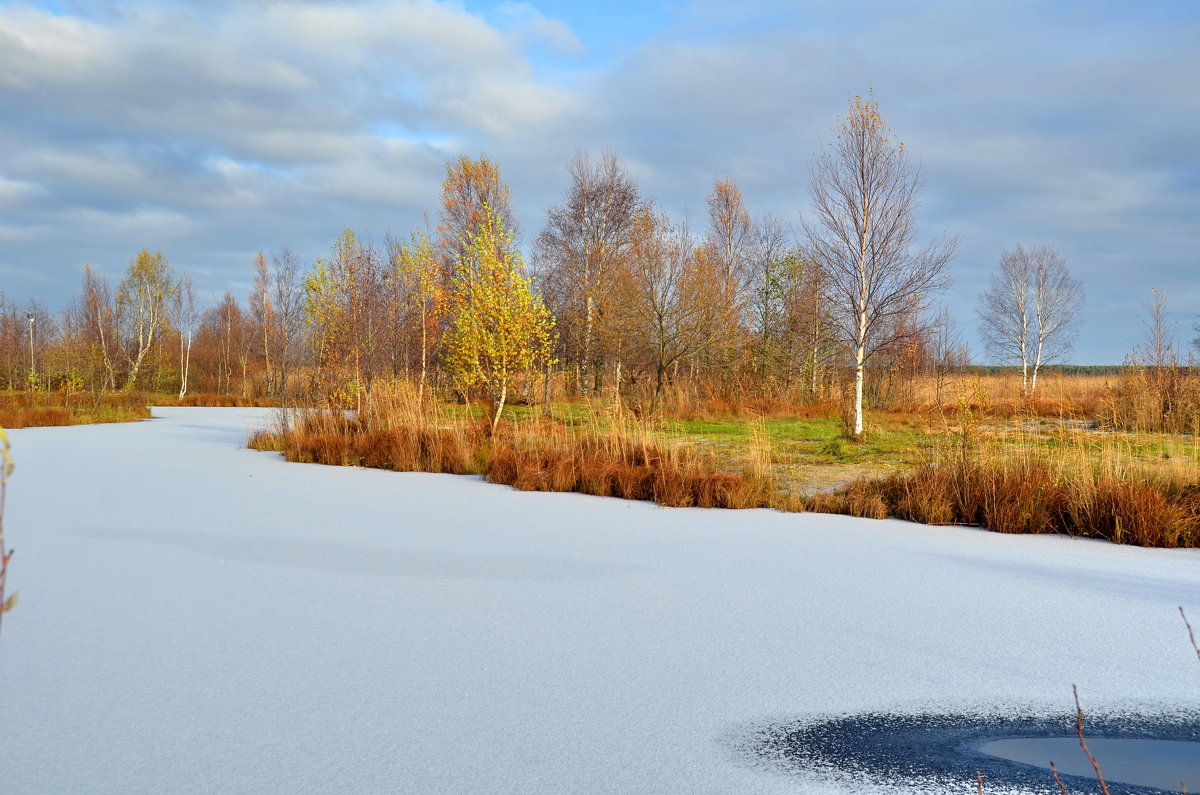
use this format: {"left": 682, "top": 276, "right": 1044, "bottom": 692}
{"left": 486, "top": 422, "right": 773, "bottom": 509}
{"left": 0, "top": 391, "right": 151, "bottom": 426}
{"left": 0, "top": 407, "right": 73, "bottom": 428}
{"left": 243, "top": 374, "right": 1200, "bottom": 548}
{"left": 0, "top": 388, "right": 281, "bottom": 428}
{"left": 812, "top": 434, "right": 1200, "bottom": 548}
{"left": 249, "top": 381, "right": 777, "bottom": 510}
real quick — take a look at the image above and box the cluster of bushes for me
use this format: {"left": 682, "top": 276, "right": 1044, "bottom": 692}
{"left": 811, "top": 455, "right": 1200, "bottom": 548}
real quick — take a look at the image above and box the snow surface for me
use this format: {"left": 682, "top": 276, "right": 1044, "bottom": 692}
{"left": 2, "top": 407, "right": 1198, "bottom": 793}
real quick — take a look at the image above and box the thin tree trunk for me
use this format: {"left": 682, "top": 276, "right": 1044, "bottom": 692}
{"left": 1031, "top": 339, "right": 1043, "bottom": 395}
{"left": 855, "top": 196, "right": 870, "bottom": 437}
{"left": 178, "top": 329, "right": 191, "bottom": 399}
{"left": 418, "top": 302, "right": 428, "bottom": 402}
{"left": 613, "top": 359, "right": 622, "bottom": 414}
{"left": 854, "top": 349, "right": 865, "bottom": 437}
{"left": 491, "top": 383, "right": 507, "bottom": 435}
{"left": 582, "top": 295, "right": 594, "bottom": 397}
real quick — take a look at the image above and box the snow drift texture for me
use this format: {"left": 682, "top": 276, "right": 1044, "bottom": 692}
{"left": 2, "top": 408, "right": 1198, "bottom": 793}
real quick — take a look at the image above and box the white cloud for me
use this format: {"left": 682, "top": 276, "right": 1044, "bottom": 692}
{"left": 0, "top": 175, "right": 42, "bottom": 208}
{"left": 495, "top": 2, "right": 585, "bottom": 57}
{"left": 0, "top": 0, "right": 1196, "bottom": 362}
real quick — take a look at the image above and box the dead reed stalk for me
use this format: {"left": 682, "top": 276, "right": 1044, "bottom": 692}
{"left": 1182, "top": 607, "right": 1200, "bottom": 663}
{"left": 1072, "top": 684, "right": 1111, "bottom": 795}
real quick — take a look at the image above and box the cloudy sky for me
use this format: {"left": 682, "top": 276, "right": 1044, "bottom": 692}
{"left": 0, "top": 0, "right": 1196, "bottom": 363}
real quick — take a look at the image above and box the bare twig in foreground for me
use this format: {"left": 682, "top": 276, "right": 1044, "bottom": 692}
{"left": 1050, "top": 761, "right": 1069, "bottom": 794}
{"left": 1073, "top": 684, "right": 1110, "bottom": 795}
{"left": 1181, "top": 606, "right": 1200, "bottom": 663}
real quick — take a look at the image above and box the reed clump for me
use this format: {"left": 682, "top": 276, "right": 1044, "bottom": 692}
{"left": 248, "top": 410, "right": 479, "bottom": 476}
{"left": 0, "top": 391, "right": 152, "bottom": 426}
{"left": 0, "top": 406, "right": 72, "bottom": 428}
{"left": 486, "top": 423, "right": 772, "bottom": 509}
{"left": 810, "top": 443, "right": 1200, "bottom": 548}
{"left": 248, "top": 382, "right": 775, "bottom": 510}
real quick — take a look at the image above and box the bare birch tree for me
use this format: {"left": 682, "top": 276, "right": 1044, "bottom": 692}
{"left": 704, "top": 177, "right": 756, "bottom": 372}
{"left": 707, "top": 177, "right": 755, "bottom": 294}
{"left": 248, "top": 252, "right": 274, "bottom": 394}
{"left": 536, "top": 153, "right": 642, "bottom": 396}
{"left": 116, "top": 249, "right": 174, "bottom": 390}
{"left": 611, "top": 209, "right": 719, "bottom": 408}
{"left": 978, "top": 244, "right": 1082, "bottom": 395}
{"left": 746, "top": 213, "right": 795, "bottom": 377}
{"left": 271, "top": 248, "right": 303, "bottom": 411}
{"left": 805, "top": 95, "right": 956, "bottom": 436}
{"left": 175, "top": 272, "right": 196, "bottom": 398}
{"left": 1029, "top": 247, "right": 1083, "bottom": 393}
{"left": 81, "top": 264, "right": 117, "bottom": 391}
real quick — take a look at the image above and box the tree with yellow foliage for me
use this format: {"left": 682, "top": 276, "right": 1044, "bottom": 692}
{"left": 438, "top": 155, "right": 515, "bottom": 275}
{"left": 391, "top": 230, "right": 443, "bottom": 400}
{"left": 443, "top": 207, "right": 554, "bottom": 434}
{"left": 116, "top": 249, "right": 174, "bottom": 390}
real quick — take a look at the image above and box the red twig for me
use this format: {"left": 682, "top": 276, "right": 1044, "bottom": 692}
{"left": 1073, "top": 684, "right": 1110, "bottom": 795}
{"left": 1050, "top": 761, "right": 1069, "bottom": 794}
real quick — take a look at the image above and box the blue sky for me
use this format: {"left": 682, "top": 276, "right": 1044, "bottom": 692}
{"left": 0, "top": 0, "right": 1197, "bottom": 363}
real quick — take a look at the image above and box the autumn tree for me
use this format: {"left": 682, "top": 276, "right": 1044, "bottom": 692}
{"left": 391, "top": 231, "right": 443, "bottom": 399}
{"left": 443, "top": 207, "right": 554, "bottom": 434}
{"left": 928, "top": 304, "right": 970, "bottom": 406}
{"left": 439, "top": 155, "right": 516, "bottom": 275}
{"left": 612, "top": 209, "right": 719, "bottom": 407}
{"left": 978, "top": 244, "right": 1082, "bottom": 395}
{"left": 305, "top": 230, "right": 385, "bottom": 404}
{"left": 271, "top": 248, "right": 304, "bottom": 409}
{"left": 81, "top": 264, "right": 118, "bottom": 391}
{"left": 745, "top": 213, "right": 797, "bottom": 379}
{"left": 0, "top": 301, "right": 23, "bottom": 390}
{"left": 116, "top": 249, "right": 175, "bottom": 390}
{"left": 248, "top": 251, "right": 275, "bottom": 394}
{"left": 787, "top": 257, "right": 836, "bottom": 399}
{"left": 536, "top": 153, "right": 642, "bottom": 396}
{"left": 805, "top": 94, "right": 956, "bottom": 436}
{"left": 1127, "top": 289, "right": 1185, "bottom": 429}
{"left": 700, "top": 178, "right": 755, "bottom": 376}
{"left": 707, "top": 178, "right": 755, "bottom": 288}
{"left": 204, "top": 292, "right": 245, "bottom": 395}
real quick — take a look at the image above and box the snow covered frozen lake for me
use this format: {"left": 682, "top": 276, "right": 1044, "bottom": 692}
{"left": 3, "top": 407, "right": 1198, "bottom": 793}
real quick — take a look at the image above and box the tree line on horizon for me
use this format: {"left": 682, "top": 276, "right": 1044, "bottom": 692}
{"left": 2, "top": 95, "right": 1185, "bottom": 434}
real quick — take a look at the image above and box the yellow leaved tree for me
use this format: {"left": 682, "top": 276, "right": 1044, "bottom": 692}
{"left": 391, "top": 231, "right": 443, "bottom": 401}
{"left": 444, "top": 208, "right": 554, "bottom": 434}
